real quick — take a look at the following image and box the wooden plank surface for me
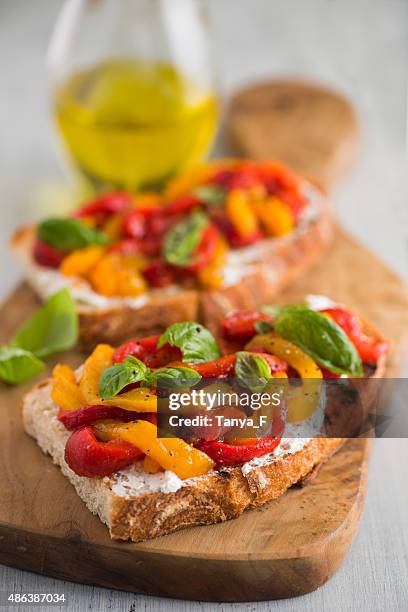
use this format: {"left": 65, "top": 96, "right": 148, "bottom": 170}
{"left": 1, "top": 223, "right": 408, "bottom": 600}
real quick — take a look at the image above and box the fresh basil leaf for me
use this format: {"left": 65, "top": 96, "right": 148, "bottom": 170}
{"left": 11, "top": 289, "right": 78, "bottom": 358}
{"left": 275, "top": 305, "right": 363, "bottom": 376}
{"left": 158, "top": 322, "right": 221, "bottom": 364}
{"left": 260, "top": 304, "right": 281, "bottom": 318}
{"left": 147, "top": 366, "right": 201, "bottom": 389}
{"left": 99, "top": 355, "right": 149, "bottom": 400}
{"left": 235, "top": 351, "right": 272, "bottom": 392}
{"left": 0, "top": 346, "right": 44, "bottom": 385}
{"left": 163, "top": 210, "right": 209, "bottom": 267}
{"left": 193, "top": 185, "right": 226, "bottom": 207}
{"left": 37, "top": 218, "right": 109, "bottom": 251}
{"left": 254, "top": 321, "right": 274, "bottom": 334}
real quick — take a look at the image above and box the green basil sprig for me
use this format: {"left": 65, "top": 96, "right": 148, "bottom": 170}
{"left": 158, "top": 321, "right": 221, "bottom": 363}
{"left": 37, "top": 218, "right": 109, "bottom": 251}
{"left": 99, "top": 358, "right": 201, "bottom": 400}
{"left": 0, "top": 289, "right": 78, "bottom": 385}
{"left": 99, "top": 356, "right": 149, "bottom": 400}
{"left": 254, "top": 321, "right": 274, "bottom": 334}
{"left": 193, "top": 185, "right": 226, "bottom": 207}
{"left": 235, "top": 351, "right": 272, "bottom": 392}
{"left": 162, "top": 210, "right": 208, "bottom": 267}
{"left": 146, "top": 366, "right": 201, "bottom": 389}
{"left": 274, "top": 305, "right": 363, "bottom": 376}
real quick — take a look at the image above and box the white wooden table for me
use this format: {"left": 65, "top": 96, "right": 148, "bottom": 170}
{"left": 1, "top": 1, "right": 407, "bottom": 610}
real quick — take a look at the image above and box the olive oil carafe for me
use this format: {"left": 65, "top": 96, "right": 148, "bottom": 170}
{"left": 48, "top": 0, "right": 218, "bottom": 192}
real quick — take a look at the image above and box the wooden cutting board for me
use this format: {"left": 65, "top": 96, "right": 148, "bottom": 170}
{"left": 1, "top": 81, "right": 408, "bottom": 601}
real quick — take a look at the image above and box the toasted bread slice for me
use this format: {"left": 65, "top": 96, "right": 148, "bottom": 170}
{"left": 11, "top": 190, "right": 333, "bottom": 348}
{"left": 20, "top": 303, "right": 386, "bottom": 544}
{"left": 21, "top": 378, "right": 345, "bottom": 542}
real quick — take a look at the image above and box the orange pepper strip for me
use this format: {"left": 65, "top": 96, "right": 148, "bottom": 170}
{"left": 198, "top": 234, "right": 228, "bottom": 289}
{"left": 88, "top": 254, "right": 119, "bottom": 296}
{"left": 226, "top": 189, "right": 259, "bottom": 237}
{"left": 51, "top": 364, "right": 85, "bottom": 412}
{"left": 252, "top": 197, "right": 294, "bottom": 237}
{"left": 60, "top": 246, "right": 105, "bottom": 277}
{"left": 94, "top": 420, "right": 214, "bottom": 479}
{"left": 79, "top": 344, "right": 115, "bottom": 404}
{"left": 143, "top": 455, "right": 163, "bottom": 474}
{"left": 102, "top": 214, "right": 124, "bottom": 240}
{"left": 103, "top": 387, "right": 157, "bottom": 412}
{"left": 164, "top": 161, "right": 231, "bottom": 200}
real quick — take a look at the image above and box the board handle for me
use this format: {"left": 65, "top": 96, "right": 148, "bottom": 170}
{"left": 226, "top": 79, "right": 359, "bottom": 190}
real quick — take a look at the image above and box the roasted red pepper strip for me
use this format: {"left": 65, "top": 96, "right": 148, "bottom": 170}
{"left": 122, "top": 210, "right": 146, "bottom": 239}
{"left": 197, "top": 437, "right": 281, "bottom": 467}
{"left": 227, "top": 226, "right": 263, "bottom": 248}
{"left": 143, "top": 261, "right": 176, "bottom": 287}
{"left": 65, "top": 426, "right": 143, "bottom": 477}
{"left": 33, "top": 238, "right": 65, "bottom": 268}
{"left": 74, "top": 192, "right": 133, "bottom": 219}
{"left": 323, "top": 308, "right": 390, "bottom": 365}
{"left": 168, "top": 354, "right": 237, "bottom": 378}
{"left": 58, "top": 405, "right": 157, "bottom": 431}
{"left": 112, "top": 336, "right": 181, "bottom": 368}
{"left": 222, "top": 310, "right": 273, "bottom": 341}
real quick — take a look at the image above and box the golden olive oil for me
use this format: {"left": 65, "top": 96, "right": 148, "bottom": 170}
{"left": 54, "top": 59, "right": 218, "bottom": 191}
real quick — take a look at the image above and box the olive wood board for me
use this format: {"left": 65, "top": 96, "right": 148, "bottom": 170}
{"left": 1, "top": 227, "right": 408, "bottom": 601}
{"left": 1, "top": 80, "right": 408, "bottom": 601}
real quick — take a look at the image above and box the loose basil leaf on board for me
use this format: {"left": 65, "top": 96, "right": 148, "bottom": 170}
{"left": 99, "top": 356, "right": 149, "bottom": 400}
{"left": 146, "top": 366, "right": 201, "bottom": 389}
{"left": 254, "top": 321, "right": 274, "bottom": 334}
{"left": 235, "top": 351, "right": 272, "bottom": 392}
{"left": 0, "top": 346, "right": 44, "bottom": 384}
{"left": 162, "top": 210, "right": 208, "bottom": 267}
{"left": 193, "top": 185, "right": 226, "bottom": 207}
{"left": 275, "top": 305, "right": 363, "bottom": 376}
{"left": 37, "top": 218, "right": 109, "bottom": 251}
{"left": 11, "top": 289, "right": 78, "bottom": 359}
{"left": 158, "top": 322, "right": 221, "bottom": 363}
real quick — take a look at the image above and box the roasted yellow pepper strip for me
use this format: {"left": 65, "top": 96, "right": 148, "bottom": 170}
{"left": 94, "top": 420, "right": 214, "bottom": 479}
{"left": 246, "top": 333, "right": 322, "bottom": 378}
{"left": 103, "top": 387, "right": 157, "bottom": 412}
{"left": 60, "top": 245, "right": 105, "bottom": 277}
{"left": 226, "top": 189, "right": 259, "bottom": 237}
{"left": 89, "top": 253, "right": 147, "bottom": 297}
{"left": 79, "top": 344, "right": 115, "bottom": 404}
{"left": 197, "top": 234, "right": 228, "bottom": 289}
{"left": 246, "top": 333, "right": 322, "bottom": 422}
{"left": 102, "top": 214, "right": 124, "bottom": 240}
{"left": 164, "top": 161, "right": 230, "bottom": 199}
{"left": 252, "top": 197, "right": 294, "bottom": 237}
{"left": 143, "top": 455, "right": 163, "bottom": 474}
{"left": 51, "top": 364, "right": 85, "bottom": 412}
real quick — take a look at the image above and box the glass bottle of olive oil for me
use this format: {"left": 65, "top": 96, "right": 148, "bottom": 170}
{"left": 49, "top": 0, "right": 218, "bottom": 191}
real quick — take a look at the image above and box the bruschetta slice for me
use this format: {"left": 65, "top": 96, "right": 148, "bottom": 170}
{"left": 12, "top": 160, "right": 332, "bottom": 348}
{"left": 21, "top": 298, "right": 389, "bottom": 542}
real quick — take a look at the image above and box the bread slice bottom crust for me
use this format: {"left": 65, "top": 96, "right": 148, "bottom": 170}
{"left": 21, "top": 379, "right": 344, "bottom": 543}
